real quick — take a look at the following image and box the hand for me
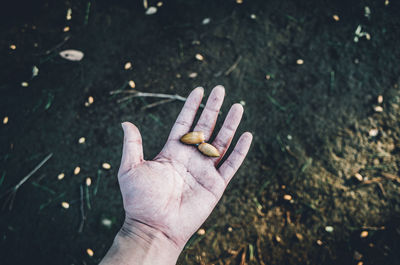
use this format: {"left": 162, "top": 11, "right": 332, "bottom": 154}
{"left": 101, "top": 86, "right": 252, "bottom": 265}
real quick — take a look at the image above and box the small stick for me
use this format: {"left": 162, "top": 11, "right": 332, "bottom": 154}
{"left": 44, "top": 36, "right": 71, "bottom": 55}
{"left": 1, "top": 153, "right": 53, "bottom": 210}
{"left": 78, "top": 185, "right": 86, "bottom": 233}
{"left": 256, "top": 238, "right": 266, "bottom": 265}
{"left": 85, "top": 185, "right": 91, "bottom": 210}
{"left": 141, "top": 98, "right": 175, "bottom": 110}
{"left": 225, "top": 55, "right": 242, "bottom": 76}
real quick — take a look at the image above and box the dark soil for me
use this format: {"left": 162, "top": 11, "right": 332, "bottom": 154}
{"left": 1, "top": 0, "right": 400, "bottom": 264}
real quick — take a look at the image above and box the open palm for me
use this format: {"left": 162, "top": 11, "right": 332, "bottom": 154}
{"left": 117, "top": 86, "right": 252, "bottom": 249}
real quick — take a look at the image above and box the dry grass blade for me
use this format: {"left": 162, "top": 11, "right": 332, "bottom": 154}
{"left": 1, "top": 153, "right": 53, "bottom": 210}
{"left": 78, "top": 184, "right": 86, "bottom": 233}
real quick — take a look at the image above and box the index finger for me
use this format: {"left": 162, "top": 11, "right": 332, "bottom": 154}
{"left": 167, "top": 87, "right": 204, "bottom": 141}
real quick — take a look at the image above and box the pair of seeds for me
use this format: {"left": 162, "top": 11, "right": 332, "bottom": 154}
{"left": 180, "top": 131, "right": 220, "bottom": 157}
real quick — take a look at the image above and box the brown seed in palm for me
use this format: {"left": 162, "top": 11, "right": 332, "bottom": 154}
{"left": 180, "top": 131, "right": 205, "bottom": 145}
{"left": 198, "top": 143, "right": 220, "bottom": 157}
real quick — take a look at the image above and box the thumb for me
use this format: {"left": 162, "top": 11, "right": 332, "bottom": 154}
{"left": 118, "top": 122, "right": 144, "bottom": 177}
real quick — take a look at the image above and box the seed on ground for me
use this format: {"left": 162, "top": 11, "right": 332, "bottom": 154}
{"left": 61, "top": 202, "right": 70, "bottom": 209}
{"left": 74, "top": 166, "right": 81, "bottom": 175}
{"left": 332, "top": 14, "right": 340, "bottom": 21}
{"left": 88, "top": 96, "right": 94, "bottom": 104}
{"left": 86, "top": 177, "right": 92, "bottom": 186}
{"left": 250, "top": 14, "right": 257, "bottom": 19}
{"left": 265, "top": 74, "right": 271, "bottom": 80}
{"left": 360, "top": 231, "right": 368, "bottom": 238}
{"left": 316, "top": 239, "right": 323, "bottom": 245}
{"left": 374, "top": 106, "right": 383, "bottom": 112}
{"left": 86, "top": 248, "right": 94, "bottom": 257}
{"left": 368, "top": 128, "right": 379, "bottom": 137}
{"left": 79, "top": 137, "right": 86, "bottom": 144}
{"left": 57, "top": 173, "right": 65, "bottom": 180}
{"left": 197, "top": 228, "right": 206, "bottom": 235}
{"left": 21, "top": 82, "right": 29, "bottom": 87}
{"left": 102, "top": 163, "right": 111, "bottom": 170}
{"left": 296, "top": 59, "right": 304, "bottom": 65}
{"left": 129, "top": 80, "right": 136, "bottom": 88}
{"left": 124, "top": 62, "right": 132, "bottom": 70}
{"left": 157, "top": 1, "right": 163, "bottom": 7}
{"left": 189, "top": 72, "right": 198, "bottom": 78}
{"left": 236, "top": 0, "right": 243, "bottom": 4}
{"left": 354, "top": 173, "right": 363, "bottom": 181}
{"left": 283, "top": 194, "right": 292, "bottom": 201}
{"left": 195, "top": 53, "right": 204, "bottom": 61}
{"left": 63, "top": 26, "right": 70, "bottom": 32}
{"left": 325, "top": 226, "right": 334, "bottom": 232}
{"left": 3, "top": 116, "right": 8, "bottom": 124}
{"left": 102, "top": 218, "right": 112, "bottom": 227}
{"left": 377, "top": 95, "right": 383, "bottom": 104}
{"left": 10, "top": 44, "right": 16, "bottom": 50}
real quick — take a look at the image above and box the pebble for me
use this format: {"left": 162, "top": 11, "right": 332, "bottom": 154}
{"left": 61, "top": 202, "right": 70, "bottom": 209}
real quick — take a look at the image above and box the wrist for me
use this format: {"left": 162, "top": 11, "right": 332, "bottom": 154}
{"left": 101, "top": 217, "right": 182, "bottom": 265}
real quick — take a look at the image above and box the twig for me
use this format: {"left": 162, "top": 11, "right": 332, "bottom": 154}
{"left": 85, "top": 185, "right": 91, "bottom": 210}
{"left": 78, "top": 185, "right": 86, "bottom": 233}
{"left": 256, "top": 238, "right": 266, "bottom": 265}
{"left": 1, "top": 153, "right": 53, "bottom": 210}
{"left": 111, "top": 89, "right": 205, "bottom": 108}
{"left": 141, "top": 98, "right": 175, "bottom": 110}
{"left": 44, "top": 36, "right": 71, "bottom": 55}
{"left": 225, "top": 55, "right": 242, "bottom": 76}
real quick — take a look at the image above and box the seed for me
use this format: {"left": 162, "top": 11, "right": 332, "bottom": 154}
{"left": 145, "top": 6, "right": 157, "bottom": 15}
{"left": 157, "top": 1, "right": 163, "bottom": 7}
{"left": 236, "top": 0, "right": 243, "bottom": 4}
{"left": 240, "top": 100, "right": 246, "bottom": 106}
{"left": 124, "top": 62, "right": 132, "bottom": 70}
{"left": 61, "top": 202, "right": 70, "bottom": 209}
{"left": 197, "top": 228, "right": 206, "bottom": 235}
{"left": 227, "top": 227, "right": 233, "bottom": 232}
{"left": 265, "top": 74, "right": 271, "bottom": 80}
{"left": 78, "top": 137, "right": 86, "bottom": 144}
{"left": 354, "top": 173, "right": 363, "bottom": 181}
{"left": 3, "top": 116, "right": 8, "bottom": 124}
{"left": 250, "top": 14, "right": 257, "bottom": 19}
{"left": 189, "top": 72, "right": 198, "bottom": 78}
{"left": 88, "top": 96, "right": 94, "bottom": 104}
{"left": 66, "top": 8, "right": 72, "bottom": 20}
{"left": 74, "top": 166, "right": 81, "bottom": 175}
{"left": 377, "top": 95, "right": 383, "bottom": 104}
{"left": 57, "top": 173, "right": 65, "bottom": 180}
{"left": 86, "top": 177, "right": 92, "bottom": 186}
{"left": 202, "top": 18, "right": 211, "bottom": 25}
{"left": 325, "top": 226, "right": 334, "bottom": 233}
{"left": 86, "top": 248, "right": 94, "bottom": 257}
{"left": 102, "top": 218, "right": 112, "bottom": 227}
{"left": 63, "top": 26, "right": 70, "bottom": 32}
{"left": 195, "top": 53, "right": 204, "bottom": 61}
{"left": 10, "top": 44, "right": 16, "bottom": 50}
{"left": 385, "top": 0, "right": 389, "bottom": 6}
{"left": 360, "top": 231, "right": 368, "bottom": 238}
{"left": 275, "top": 235, "right": 281, "bottom": 242}
{"left": 198, "top": 143, "right": 220, "bottom": 157}
{"left": 180, "top": 131, "right": 205, "bottom": 145}
{"left": 129, "top": 80, "right": 136, "bottom": 88}
{"left": 283, "top": 194, "right": 292, "bottom": 201}
{"left": 316, "top": 239, "right": 323, "bottom": 245}
{"left": 332, "top": 14, "right": 340, "bottom": 21}
{"left": 369, "top": 128, "right": 379, "bottom": 137}
{"left": 296, "top": 59, "right": 304, "bottom": 65}
{"left": 374, "top": 106, "right": 383, "bottom": 112}
{"left": 21, "top": 82, "right": 29, "bottom": 87}
{"left": 102, "top": 163, "right": 111, "bottom": 170}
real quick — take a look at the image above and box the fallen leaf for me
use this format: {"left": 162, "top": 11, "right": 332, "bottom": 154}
{"left": 59, "top": 49, "right": 84, "bottom": 61}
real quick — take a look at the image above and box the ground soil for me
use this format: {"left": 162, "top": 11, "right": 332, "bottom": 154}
{"left": 1, "top": 0, "right": 400, "bottom": 264}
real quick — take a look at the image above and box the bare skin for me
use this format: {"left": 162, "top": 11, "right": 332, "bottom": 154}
{"left": 100, "top": 86, "right": 253, "bottom": 265}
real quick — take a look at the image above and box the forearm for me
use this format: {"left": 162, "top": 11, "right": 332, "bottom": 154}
{"left": 100, "top": 219, "right": 182, "bottom": 265}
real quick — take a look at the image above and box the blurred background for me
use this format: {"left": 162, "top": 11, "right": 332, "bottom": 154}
{"left": 1, "top": 0, "right": 400, "bottom": 264}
